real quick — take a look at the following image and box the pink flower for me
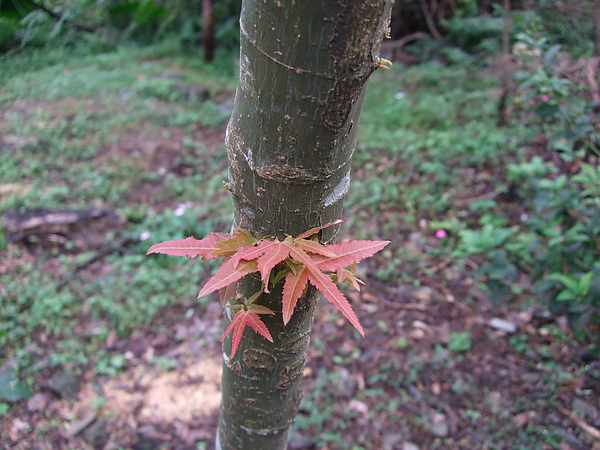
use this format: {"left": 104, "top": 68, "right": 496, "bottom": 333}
{"left": 435, "top": 229, "right": 447, "bottom": 239}
{"left": 541, "top": 95, "right": 550, "bottom": 102}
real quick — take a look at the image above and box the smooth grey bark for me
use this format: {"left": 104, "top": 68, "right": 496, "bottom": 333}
{"left": 216, "top": 1, "right": 393, "bottom": 449}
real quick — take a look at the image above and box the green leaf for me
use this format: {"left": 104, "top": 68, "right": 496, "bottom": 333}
{"left": 0, "top": 373, "right": 32, "bottom": 402}
{"left": 556, "top": 289, "right": 576, "bottom": 302}
{"left": 220, "top": 306, "right": 274, "bottom": 358}
{"left": 578, "top": 272, "right": 594, "bottom": 295}
{"left": 547, "top": 273, "right": 579, "bottom": 292}
{"left": 536, "top": 102, "right": 560, "bottom": 119}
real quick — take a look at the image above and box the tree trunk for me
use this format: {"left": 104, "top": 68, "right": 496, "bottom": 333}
{"left": 216, "top": 1, "right": 393, "bottom": 449}
{"left": 498, "top": 0, "right": 511, "bottom": 126}
{"left": 202, "top": 0, "right": 215, "bottom": 62}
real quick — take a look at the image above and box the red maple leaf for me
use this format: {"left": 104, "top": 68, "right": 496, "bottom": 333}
{"left": 197, "top": 257, "right": 258, "bottom": 299}
{"left": 294, "top": 238, "right": 337, "bottom": 257}
{"left": 281, "top": 264, "right": 309, "bottom": 324}
{"left": 335, "top": 267, "right": 363, "bottom": 291}
{"left": 233, "top": 239, "right": 291, "bottom": 288}
{"left": 220, "top": 305, "right": 275, "bottom": 358}
{"left": 147, "top": 222, "right": 389, "bottom": 346}
{"left": 219, "top": 282, "right": 239, "bottom": 307}
{"left": 294, "top": 219, "right": 342, "bottom": 240}
{"left": 146, "top": 232, "right": 230, "bottom": 259}
{"left": 311, "top": 240, "right": 390, "bottom": 272}
{"left": 287, "top": 244, "right": 366, "bottom": 336}
{"left": 214, "top": 229, "right": 256, "bottom": 256}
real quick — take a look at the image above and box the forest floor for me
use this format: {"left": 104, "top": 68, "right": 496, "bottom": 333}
{"left": 0, "top": 43, "right": 598, "bottom": 449}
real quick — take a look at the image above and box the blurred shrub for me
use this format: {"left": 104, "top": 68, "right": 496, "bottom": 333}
{"left": 456, "top": 29, "right": 600, "bottom": 341}
{"left": 0, "top": 0, "right": 242, "bottom": 53}
{"left": 443, "top": 15, "right": 504, "bottom": 52}
{"left": 513, "top": 32, "right": 598, "bottom": 160}
{"left": 458, "top": 157, "right": 600, "bottom": 340}
{"left": 533, "top": 0, "right": 596, "bottom": 58}
{"left": 0, "top": 17, "right": 21, "bottom": 52}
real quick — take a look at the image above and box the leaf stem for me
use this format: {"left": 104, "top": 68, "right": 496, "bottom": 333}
{"left": 244, "top": 290, "right": 263, "bottom": 307}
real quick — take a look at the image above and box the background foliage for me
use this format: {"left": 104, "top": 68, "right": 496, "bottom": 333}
{"left": 0, "top": 0, "right": 242, "bottom": 52}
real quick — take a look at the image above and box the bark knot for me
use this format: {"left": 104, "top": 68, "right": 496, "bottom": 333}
{"left": 243, "top": 348, "right": 277, "bottom": 373}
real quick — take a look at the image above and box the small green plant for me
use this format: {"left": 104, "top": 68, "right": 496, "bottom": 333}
{"left": 455, "top": 224, "right": 518, "bottom": 255}
{"left": 572, "top": 163, "right": 600, "bottom": 206}
{"left": 0, "top": 403, "right": 10, "bottom": 417}
{"left": 508, "top": 334, "right": 530, "bottom": 354}
{"left": 396, "top": 337, "right": 409, "bottom": 349}
{"left": 95, "top": 351, "right": 127, "bottom": 377}
{"left": 507, "top": 156, "right": 556, "bottom": 182}
{"left": 447, "top": 331, "right": 473, "bottom": 353}
{"left": 465, "top": 409, "right": 480, "bottom": 421}
{"left": 150, "top": 356, "right": 178, "bottom": 371}
{"left": 91, "top": 396, "right": 108, "bottom": 409}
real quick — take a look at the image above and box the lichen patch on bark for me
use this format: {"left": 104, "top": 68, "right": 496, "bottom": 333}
{"left": 255, "top": 164, "right": 331, "bottom": 184}
{"left": 324, "top": 169, "right": 351, "bottom": 207}
{"left": 239, "top": 53, "right": 257, "bottom": 98}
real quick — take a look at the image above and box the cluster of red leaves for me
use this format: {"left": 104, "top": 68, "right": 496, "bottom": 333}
{"left": 147, "top": 221, "right": 389, "bottom": 357}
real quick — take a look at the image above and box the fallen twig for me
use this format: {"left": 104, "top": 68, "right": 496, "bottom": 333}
{"left": 65, "top": 410, "right": 97, "bottom": 438}
{"left": 558, "top": 405, "right": 600, "bottom": 442}
{"left": 487, "top": 354, "right": 553, "bottom": 374}
{"left": 4, "top": 208, "right": 122, "bottom": 241}
{"left": 452, "top": 187, "right": 504, "bottom": 207}
{"left": 429, "top": 281, "right": 471, "bottom": 312}
{"left": 377, "top": 298, "right": 428, "bottom": 311}
{"left": 57, "top": 238, "right": 132, "bottom": 290}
